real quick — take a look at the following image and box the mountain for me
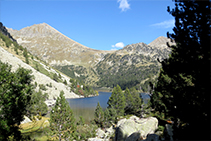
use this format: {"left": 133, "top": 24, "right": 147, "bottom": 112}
{"left": 148, "top": 36, "right": 175, "bottom": 48}
{"left": 0, "top": 23, "right": 83, "bottom": 107}
{"left": 7, "top": 23, "right": 113, "bottom": 67}
{"left": 7, "top": 23, "right": 174, "bottom": 90}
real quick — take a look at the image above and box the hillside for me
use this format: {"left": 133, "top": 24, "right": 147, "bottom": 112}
{"left": 7, "top": 23, "right": 175, "bottom": 90}
{"left": 0, "top": 23, "right": 83, "bottom": 106}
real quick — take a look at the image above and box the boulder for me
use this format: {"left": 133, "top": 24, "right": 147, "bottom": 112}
{"left": 21, "top": 116, "right": 32, "bottom": 124}
{"left": 144, "top": 134, "right": 160, "bottom": 141}
{"left": 88, "top": 137, "right": 108, "bottom": 141}
{"left": 104, "top": 126, "right": 115, "bottom": 139}
{"left": 115, "top": 116, "right": 158, "bottom": 141}
{"left": 96, "top": 128, "right": 105, "bottom": 138}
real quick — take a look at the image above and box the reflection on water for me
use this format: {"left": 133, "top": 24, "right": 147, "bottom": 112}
{"left": 66, "top": 92, "right": 111, "bottom": 123}
{"left": 66, "top": 92, "right": 150, "bottom": 123}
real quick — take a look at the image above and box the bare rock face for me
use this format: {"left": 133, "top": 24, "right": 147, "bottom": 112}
{"left": 114, "top": 116, "right": 158, "bottom": 141}
{"left": 0, "top": 22, "right": 16, "bottom": 42}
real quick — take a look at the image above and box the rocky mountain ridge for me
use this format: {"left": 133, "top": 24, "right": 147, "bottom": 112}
{"left": 7, "top": 23, "right": 114, "bottom": 67}
{"left": 0, "top": 23, "right": 83, "bottom": 106}
{"left": 7, "top": 23, "right": 175, "bottom": 89}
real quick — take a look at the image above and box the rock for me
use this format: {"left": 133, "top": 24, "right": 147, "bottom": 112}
{"left": 104, "top": 126, "right": 115, "bottom": 139}
{"left": 21, "top": 116, "right": 32, "bottom": 124}
{"left": 125, "top": 132, "right": 142, "bottom": 141}
{"left": 88, "top": 137, "right": 107, "bottom": 141}
{"left": 115, "top": 116, "right": 158, "bottom": 141}
{"left": 144, "top": 134, "right": 160, "bottom": 141}
{"left": 165, "top": 124, "right": 173, "bottom": 141}
{"left": 96, "top": 128, "right": 105, "bottom": 138}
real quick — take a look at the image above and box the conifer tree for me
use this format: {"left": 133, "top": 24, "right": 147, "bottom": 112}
{"left": 130, "top": 87, "right": 143, "bottom": 116}
{"left": 103, "top": 108, "right": 111, "bottom": 128}
{"left": 150, "top": 1, "right": 210, "bottom": 140}
{"left": 94, "top": 102, "right": 104, "bottom": 127}
{"left": 124, "top": 88, "right": 134, "bottom": 114}
{"left": 26, "top": 90, "right": 48, "bottom": 119}
{"left": 107, "top": 85, "right": 126, "bottom": 117}
{"left": 49, "top": 91, "right": 76, "bottom": 141}
{"left": 0, "top": 61, "right": 33, "bottom": 140}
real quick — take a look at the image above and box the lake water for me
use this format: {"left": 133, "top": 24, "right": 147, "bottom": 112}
{"left": 66, "top": 92, "right": 150, "bottom": 123}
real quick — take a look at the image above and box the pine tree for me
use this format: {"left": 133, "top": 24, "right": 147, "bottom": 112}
{"left": 130, "top": 87, "right": 143, "bottom": 116}
{"left": 49, "top": 91, "right": 76, "bottom": 141}
{"left": 150, "top": 1, "right": 210, "bottom": 140}
{"left": 26, "top": 90, "right": 48, "bottom": 119}
{"left": 103, "top": 108, "right": 111, "bottom": 128}
{"left": 94, "top": 102, "right": 104, "bottom": 127}
{"left": 124, "top": 88, "right": 134, "bottom": 114}
{"left": 0, "top": 61, "right": 33, "bottom": 140}
{"left": 107, "top": 85, "right": 126, "bottom": 117}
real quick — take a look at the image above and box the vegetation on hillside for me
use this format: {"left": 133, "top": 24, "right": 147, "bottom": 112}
{"left": 69, "top": 78, "right": 98, "bottom": 97}
{"left": 96, "top": 53, "right": 160, "bottom": 91}
{"left": 150, "top": 0, "right": 210, "bottom": 140}
{"left": 0, "top": 61, "right": 34, "bottom": 140}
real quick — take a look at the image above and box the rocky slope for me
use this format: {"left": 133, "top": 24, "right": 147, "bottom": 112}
{"left": 7, "top": 23, "right": 175, "bottom": 89}
{"left": 0, "top": 23, "right": 81, "bottom": 106}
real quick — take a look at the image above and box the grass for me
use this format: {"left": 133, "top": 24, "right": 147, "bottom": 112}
{"left": 20, "top": 117, "right": 50, "bottom": 140}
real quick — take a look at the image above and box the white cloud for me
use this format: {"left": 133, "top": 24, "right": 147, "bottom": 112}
{"left": 112, "top": 42, "right": 125, "bottom": 48}
{"left": 151, "top": 19, "right": 175, "bottom": 28}
{"left": 118, "top": 0, "right": 130, "bottom": 12}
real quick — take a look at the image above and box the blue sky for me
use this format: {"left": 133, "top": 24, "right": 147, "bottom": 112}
{"left": 1, "top": 0, "right": 175, "bottom": 50}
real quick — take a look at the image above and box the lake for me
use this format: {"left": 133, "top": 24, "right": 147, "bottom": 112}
{"left": 66, "top": 92, "right": 150, "bottom": 123}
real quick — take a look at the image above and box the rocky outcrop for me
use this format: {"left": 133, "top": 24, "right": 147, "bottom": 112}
{"left": 0, "top": 22, "right": 16, "bottom": 42}
{"left": 114, "top": 116, "right": 158, "bottom": 141}
{"left": 89, "top": 116, "right": 159, "bottom": 141}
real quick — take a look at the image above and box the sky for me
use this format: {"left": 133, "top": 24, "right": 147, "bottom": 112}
{"left": 0, "top": 0, "right": 176, "bottom": 51}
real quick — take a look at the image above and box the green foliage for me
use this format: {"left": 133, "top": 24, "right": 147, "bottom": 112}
{"left": 26, "top": 90, "right": 48, "bottom": 118}
{"left": 39, "top": 84, "right": 47, "bottom": 91}
{"left": 107, "top": 85, "right": 126, "bottom": 117}
{"left": 77, "top": 116, "right": 85, "bottom": 126}
{"left": 23, "top": 48, "right": 29, "bottom": 64}
{"left": 96, "top": 54, "right": 160, "bottom": 90}
{"left": 70, "top": 78, "right": 97, "bottom": 97}
{"left": 48, "top": 91, "right": 76, "bottom": 141}
{"left": 151, "top": 1, "right": 210, "bottom": 140}
{"left": 75, "top": 124, "right": 97, "bottom": 140}
{"left": 0, "top": 61, "right": 33, "bottom": 140}
{"left": 63, "top": 79, "right": 67, "bottom": 85}
{"left": 55, "top": 65, "right": 88, "bottom": 82}
{"left": 124, "top": 88, "right": 143, "bottom": 117}
{"left": 53, "top": 73, "right": 59, "bottom": 82}
{"left": 0, "top": 31, "right": 12, "bottom": 48}
{"left": 94, "top": 102, "right": 104, "bottom": 128}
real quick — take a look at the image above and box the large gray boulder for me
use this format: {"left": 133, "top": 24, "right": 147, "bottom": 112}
{"left": 115, "top": 116, "right": 158, "bottom": 141}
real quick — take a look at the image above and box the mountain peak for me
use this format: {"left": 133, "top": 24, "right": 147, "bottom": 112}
{"left": 148, "top": 36, "right": 175, "bottom": 47}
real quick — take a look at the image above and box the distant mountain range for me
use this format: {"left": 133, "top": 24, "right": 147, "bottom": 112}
{"left": 7, "top": 23, "right": 175, "bottom": 90}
